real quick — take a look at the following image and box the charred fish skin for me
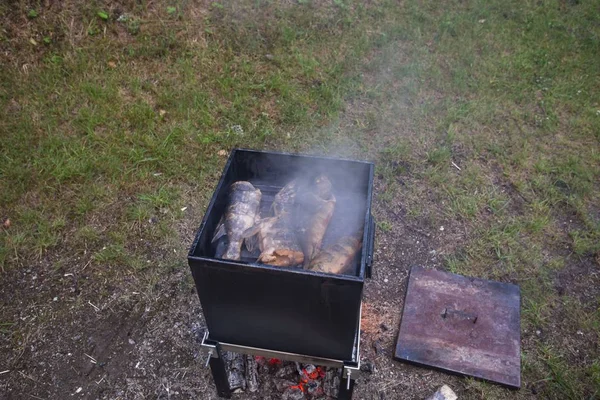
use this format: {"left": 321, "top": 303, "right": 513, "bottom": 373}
{"left": 254, "top": 214, "right": 304, "bottom": 267}
{"left": 243, "top": 180, "right": 304, "bottom": 267}
{"left": 271, "top": 180, "right": 297, "bottom": 216}
{"left": 299, "top": 175, "right": 336, "bottom": 267}
{"left": 213, "top": 181, "right": 261, "bottom": 261}
{"left": 308, "top": 236, "right": 361, "bottom": 275}
{"left": 314, "top": 174, "right": 334, "bottom": 200}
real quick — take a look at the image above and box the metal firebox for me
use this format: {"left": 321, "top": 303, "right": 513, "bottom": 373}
{"left": 188, "top": 149, "right": 375, "bottom": 397}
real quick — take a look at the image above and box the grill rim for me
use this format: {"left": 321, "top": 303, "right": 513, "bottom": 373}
{"left": 187, "top": 148, "right": 375, "bottom": 281}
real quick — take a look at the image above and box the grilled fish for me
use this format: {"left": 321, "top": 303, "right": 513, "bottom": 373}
{"left": 212, "top": 181, "right": 262, "bottom": 260}
{"left": 307, "top": 236, "right": 361, "bottom": 274}
{"left": 271, "top": 179, "right": 297, "bottom": 216}
{"left": 243, "top": 180, "right": 304, "bottom": 267}
{"left": 298, "top": 175, "right": 336, "bottom": 267}
{"left": 244, "top": 214, "right": 304, "bottom": 267}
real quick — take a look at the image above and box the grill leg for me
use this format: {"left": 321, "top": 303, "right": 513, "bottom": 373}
{"left": 209, "top": 345, "right": 231, "bottom": 399}
{"left": 338, "top": 371, "right": 355, "bottom": 400}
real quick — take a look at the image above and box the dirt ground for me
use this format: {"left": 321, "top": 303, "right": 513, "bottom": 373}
{"left": 0, "top": 65, "right": 514, "bottom": 400}
{"left": 0, "top": 43, "right": 472, "bottom": 396}
{"left": 0, "top": 180, "right": 462, "bottom": 400}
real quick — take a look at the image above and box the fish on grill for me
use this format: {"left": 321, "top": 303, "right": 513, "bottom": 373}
{"left": 271, "top": 179, "right": 297, "bottom": 216}
{"left": 297, "top": 175, "right": 336, "bottom": 267}
{"left": 212, "top": 181, "right": 262, "bottom": 260}
{"left": 307, "top": 236, "right": 361, "bottom": 274}
{"left": 243, "top": 180, "right": 304, "bottom": 267}
{"left": 244, "top": 214, "right": 305, "bottom": 267}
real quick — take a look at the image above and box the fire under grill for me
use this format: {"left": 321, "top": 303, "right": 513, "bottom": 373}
{"left": 188, "top": 149, "right": 375, "bottom": 399}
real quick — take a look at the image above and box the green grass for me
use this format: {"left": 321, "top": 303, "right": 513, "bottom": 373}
{"left": 0, "top": 0, "right": 404, "bottom": 270}
{"left": 1, "top": 0, "right": 599, "bottom": 398}
{"left": 367, "top": 0, "right": 600, "bottom": 397}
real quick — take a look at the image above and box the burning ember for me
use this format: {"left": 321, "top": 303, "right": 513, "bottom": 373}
{"left": 289, "top": 364, "right": 327, "bottom": 395}
{"left": 252, "top": 356, "right": 338, "bottom": 399}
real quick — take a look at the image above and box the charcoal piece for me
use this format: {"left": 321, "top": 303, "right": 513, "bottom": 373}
{"left": 274, "top": 379, "right": 297, "bottom": 392}
{"left": 282, "top": 387, "right": 305, "bottom": 400}
{"left": 224, "top": 352, "right": 246, "bottom": 390}
{"left": 323, "top": 368, "right": 340, "bottom": 399}
{"left": 275, "top": 363, "right": 298, "bottom": 378}
{"left": 303, "top": 364, "right": 316, "bottom": 376}
{"left": 245, "top": 354, "right": 259, "bottom": 392}
{"left": 228, "top": 368, "right": 245, "bottom": 390}
{"left": 305, "top": 380, "right": 321, "bottom": 395}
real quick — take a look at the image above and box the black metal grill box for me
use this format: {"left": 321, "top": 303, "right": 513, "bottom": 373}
{"left": 188, "top": 149, "right": 375, "bottom": 361}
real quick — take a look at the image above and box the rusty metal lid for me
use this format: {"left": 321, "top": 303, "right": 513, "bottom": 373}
{"left": 394, "top": 266, "right": 521, "bottom": 388}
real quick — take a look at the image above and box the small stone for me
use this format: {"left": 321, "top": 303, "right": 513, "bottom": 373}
{"left": 372, "top": 339, "right": 385, "bottom": 355}
{"left": 577, "top": 330, "right": 583, "bottom": 336}
{"left": 531, "top": 385, "right": 538, "bottom": 395}
{"left": 384, "top": 278, "right": 388, "bottom": 283}
{"left": 425, "top": 384, "right": 457, "bottom": 400}
{"left": 53, "top": 297, "right": 58, "bottom": 301}
{"left": 108, "top": 61, "right": 117, "bottom": 68}
{"left": 3, "top": 218, "right": 10, "bottom": 229}
{"left": 159, "top": 109, "right": 167, "bottom": 117}
{"left": 218, "top": 150, "right": 228, "bottom": 157}
{"left": 439, "top": 226, "right": 445, "bottom": 231}
{"left": 128, "top": 338, "right": 135, "bottom": 345}
{"left": 231, "top": 125, "right": 244, "bottom": 136}
{"left": 360, "top": 361, "right": 375, "bottom": 374}
{"left": 535, "top": 330, "right": 541, "bottom": 336}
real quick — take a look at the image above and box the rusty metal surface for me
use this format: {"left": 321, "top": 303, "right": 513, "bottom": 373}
{"left": 394, "top": 266, "right": 521, "bottom": 388}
